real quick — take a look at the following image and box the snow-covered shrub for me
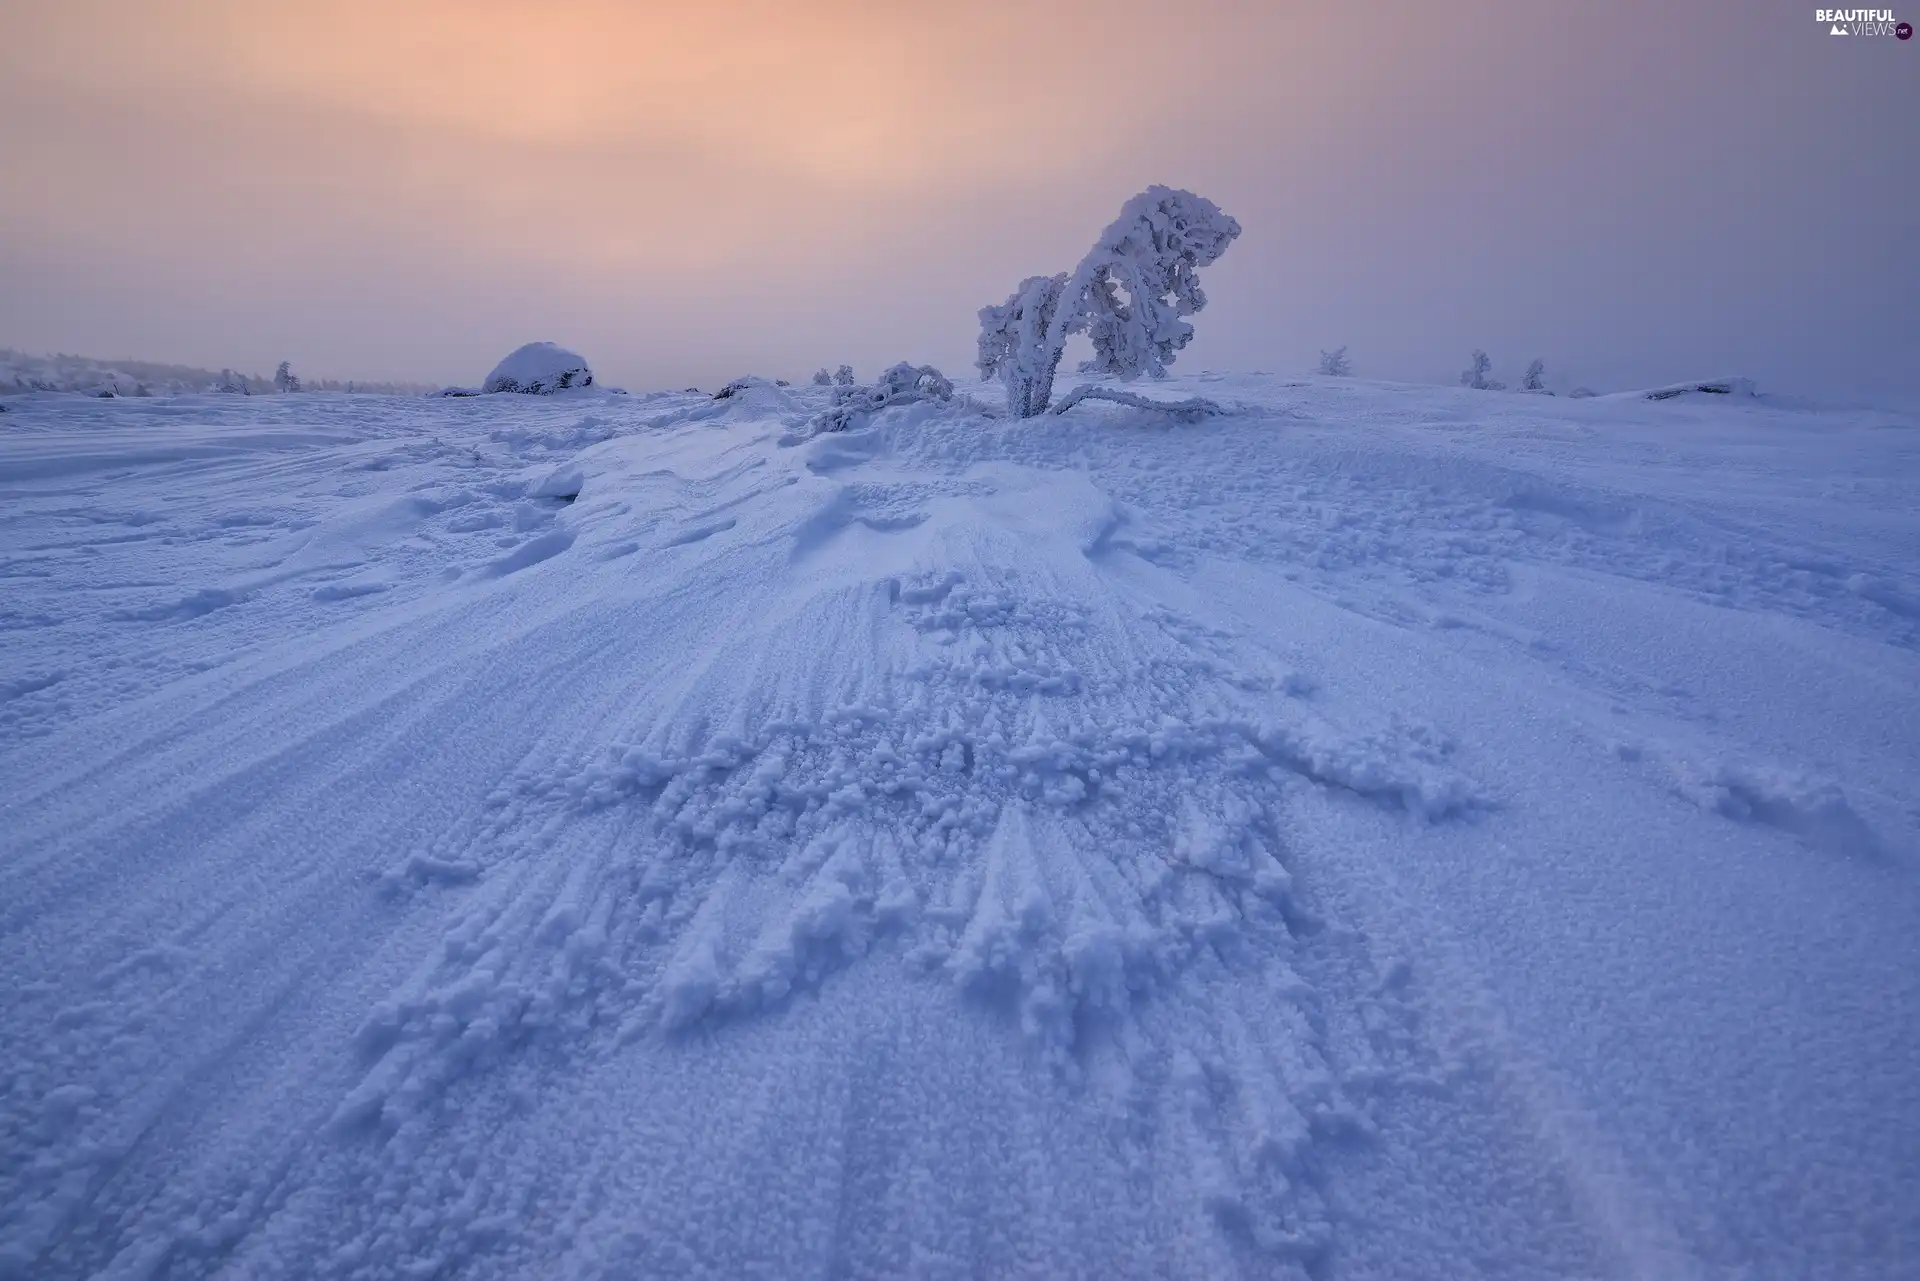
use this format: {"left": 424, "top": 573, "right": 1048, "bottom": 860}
{"left": 432, "top": 386, "right": 482, "bottom": 398}
{"left": 1569, "top": 386, "right": 1598, "bottom": 399}
{"left": 812, "top": 368, "right": 833, "bottom": 386}
{"left": 978, "top": 186, "right": 1241, "bottom": 417}
{"left": 483, "top": 342, "right": 593, "bottom": 394}
{"left": 273, "top": 361, "right": 302, "bottom": 394}
{"left": 213, "top": 369, "right": 252, "bottom": 395}
{"left": 1460, "top": 350, "right": 1505, "bottom": 391}
{"left": 1316, "top": 346, "right": 1352, "bottom": 377}
{"left": 811, "top": 362, "right": 953, "bottom": 433}
{"left": 1521, "top": 358, "right": 1547, "bottom": 392}
{"left": 834, "top": 365, "right": 855, "bottom": 386}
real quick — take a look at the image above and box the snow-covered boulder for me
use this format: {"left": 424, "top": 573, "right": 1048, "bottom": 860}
{"left": 713, "top": 376, "right": 776, "bottom": 400}
{"left": 483, "top": 342, "right": 594, "bottom": 395}
{"left": 1639, "top": 377, "right": 1756, "bottom": 401}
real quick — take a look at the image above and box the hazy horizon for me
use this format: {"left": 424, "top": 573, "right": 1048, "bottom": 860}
{"left": 3, "top": 0, "right": 1916, "bottom": 401}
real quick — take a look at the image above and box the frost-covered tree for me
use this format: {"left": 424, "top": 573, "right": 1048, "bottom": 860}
{"left": 977, "top": 273, "right": 1068, "bottom": 418}
{"left": 1316, "top": 346, "right": 1352, "bottom": 377}
{"left": 978, "top": 186, "right": 1241, "bottom": 417}
{"left": 1461, "top": 350, "right": 1505, "bottom": 391}
{"left": 213, "top": 368, "right": 252, "bottom": 395}
{"left": 833, "top": 365, "right": 855, "bottom": 386}
{"left": 1521, "top": 358, "right": 1546, "bottom": 392}
{"left": 273, "top": 361, "right": 301, "bottom": 393}
{"left": 812, "top": 368, "right": 833, "bottom": 386}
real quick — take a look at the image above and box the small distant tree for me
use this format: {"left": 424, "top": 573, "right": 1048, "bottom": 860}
{"left": 1520, "top": 358, "right": 1546, "bottom": 392}
{"left": 812, "top": 368, "right": 833, "bottom": 386}
{"left": 1316, "top": 346, "right": 1352, "bottom": 377}
{"left": 1461, "top": 350, "right": 1504, "bottom": 391}
{"left": 833, "top": 364, "right": 855, "bottom": 386}
{"left": 214, "top": 368, "right": 252, "bottom": 394}
{"left": 273, "top": 361, "right": 301, "bottom": 393}
{"left": 978, "top": 186, "right": 1241, "bottom": 417}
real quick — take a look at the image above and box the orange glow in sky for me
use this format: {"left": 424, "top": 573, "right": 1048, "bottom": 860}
{"left": 2, "top": 0, "right": 1914, "bottom": 398}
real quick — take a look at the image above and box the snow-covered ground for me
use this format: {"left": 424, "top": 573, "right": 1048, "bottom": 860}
{"left": 2, "top": 375, "right": 1916, "bottom": 1279}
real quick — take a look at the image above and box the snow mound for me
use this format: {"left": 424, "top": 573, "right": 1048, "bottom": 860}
{"left": 483, "top": 343, "right": 594, "bottom": 395}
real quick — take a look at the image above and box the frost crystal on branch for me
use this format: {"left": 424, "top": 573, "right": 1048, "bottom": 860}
{"left": 978, "top": 187, "right": 1241, "bottom": 418}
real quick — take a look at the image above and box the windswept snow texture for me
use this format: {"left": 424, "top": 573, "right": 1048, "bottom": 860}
{"left": 2, "top": 377, "right": 1917, "bottom": 1280}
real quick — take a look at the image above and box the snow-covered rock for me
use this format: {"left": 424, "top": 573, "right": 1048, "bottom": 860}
{"left": 713, "top": 376, "right": 776, "bottom": 400}
{"left": 483, "top": 342, "right": 594, "bottom": 395}
{"left": 1635, "top": 377, "right": 1757, "bottom": 401}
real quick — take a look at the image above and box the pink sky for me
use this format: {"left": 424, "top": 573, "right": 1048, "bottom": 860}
{"left": 2, "top": 0, "right": 1915, "bottom": 398}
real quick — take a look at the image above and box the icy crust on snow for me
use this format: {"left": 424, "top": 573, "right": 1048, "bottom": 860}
{"left": 0, "top": 376, "right": 1917, "bottom": 1279}
{"left": 482, "top": 342, "right": 594, "bottom": 395}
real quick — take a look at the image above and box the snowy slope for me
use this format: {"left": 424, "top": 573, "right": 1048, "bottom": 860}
{"left": 1, "top": 376, "right": 1916, "bottom": 1280}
